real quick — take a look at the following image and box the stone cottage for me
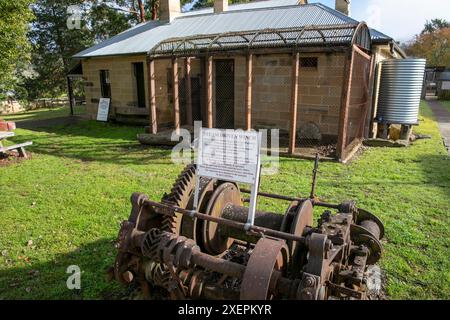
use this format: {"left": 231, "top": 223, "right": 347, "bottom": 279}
{"left": 73, "top": 0, "right": 405, "bottom": 160}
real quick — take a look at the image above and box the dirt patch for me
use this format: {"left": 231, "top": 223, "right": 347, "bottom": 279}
{"left": 0, "top": 151, "right": 32, "bottom": 166}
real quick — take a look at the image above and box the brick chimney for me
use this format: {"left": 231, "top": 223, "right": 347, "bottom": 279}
{"left": 160, "top": 0, "right": 181, "bottom": 22}
{"left": 214, "top": 0, "right": 228, "bottom": 14}
{"left": 335, "top": 0, "right": 351, "bottom": 16}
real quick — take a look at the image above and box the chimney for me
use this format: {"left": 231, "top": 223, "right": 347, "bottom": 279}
{"left": 160, "top": 0, "right": 181, "bottom": 22}
{"left": 335, "top": 0, "right": 351, "bottom": 16}
{"left": 214, "top": 0, "right": 228, "bottom": 14}
{"left": 299, "top": 0, "right": 308, "bottom": 4}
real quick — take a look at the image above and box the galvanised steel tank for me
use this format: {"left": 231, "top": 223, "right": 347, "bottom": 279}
{"left": 376, "top": 59, "right": 426, "bottom": 125}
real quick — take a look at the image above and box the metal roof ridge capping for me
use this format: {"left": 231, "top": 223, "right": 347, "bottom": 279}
{"left": 73, "top": 2, "right": 391, "bottom": 59}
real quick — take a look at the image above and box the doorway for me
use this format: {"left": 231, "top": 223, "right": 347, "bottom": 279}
{"left": 133, "top": 62, "right": 146, "bottom": 108}
{"left": 214, "top": 60, "right": 235, "bottom": 128}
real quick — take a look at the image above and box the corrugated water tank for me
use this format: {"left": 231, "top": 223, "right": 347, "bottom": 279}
{"left": 376, "top": 59, "right": 426, "bottom": 125}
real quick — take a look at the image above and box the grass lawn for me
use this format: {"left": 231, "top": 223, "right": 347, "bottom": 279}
{"left": 440, "top": 99, "right": 450, "bottom": 113}
{"left": 1, "top": 105, "right": 86, "bottom": 122}
{"left": 0, "top": 101, "right": 448, "bottom": 300}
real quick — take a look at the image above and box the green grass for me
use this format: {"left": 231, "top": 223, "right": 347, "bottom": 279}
{"left": 0, "top": 101, "right": 448, "bottom": 300}
{"left": 439, "top": 99, "right": 450, "bottom": 113}
{"left": 1, "top": 105, "right": 86, "bottom": 122}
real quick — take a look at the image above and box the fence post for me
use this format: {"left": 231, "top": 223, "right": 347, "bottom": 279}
{"left": 172, "top": 57, "right": 180, "bottom": 134}
{"left": 206, "top": 55, "right": 213, "bottom": 128}
{"left": 146, "top": 58, "right": 158, "bottom": 134}
{"left": 185, "top": 57, "right": 193, "bottom": 127}
{"left": 289, "top": 52, "right": 300, "bottom": 155}
{"left": 246, "top": 53, "right": 253, "bottom": 131}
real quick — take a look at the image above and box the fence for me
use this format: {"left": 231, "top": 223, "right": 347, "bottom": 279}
{"left": 337, "top": 45, "right": 372, "bottom": 161}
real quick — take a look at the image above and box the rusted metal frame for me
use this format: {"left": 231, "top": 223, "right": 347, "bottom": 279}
{"left": 158, "top": 234, "right": 293, "bottom": 297}
{"left": 144, "top": 199, "right": 307, "bottom": 245}
{"left": 173, "top": 39, "right": 200, "bottom": 54}
{"left": 172, "top": 57, "right": 181, "bottom": 133}
{"left": 351, "top": 22, "right": 371, "bottom": 51}
{"left": 245, "top": 53, "right": 253, "bottom": 130}
{"left": 146, "top": 58, "right": 158, "bottom": 134}
{"left": 206, "top": 55, "right": 213, "bottom": 128}
{"left": 352, "top": 44, "right": 372, "bottom": 61}
{"left": 336, "top": 46, "right": 355, "bottom": 161}
{"left": 149, "top": 24, "right": 359, "bottom": 57}
{"left": 289, "top": 51, "right": 300, "bottom": 155}
{"left": 356, "top": 50, "right": 374, "bottom": 139}
{"left": 149, "top": 44, "right": 350, "bottom": 60}
{"left": 184, "top": 57, "right": 193, "bottom": 126}
{"left": 239, "top": 188, "right": 341, "bottom": 210}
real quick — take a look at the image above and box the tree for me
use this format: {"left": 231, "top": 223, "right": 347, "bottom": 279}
{"left": 192, "top": 0, "right": 248, "bottom": 10}
{"left": 24, "top": 0, "right": 140, "bottom": 99}
{"left": 405, "top": 19, "right": 450, "bottom": 67}
{"left": 422, "top": 18, "right": 449, "bottom": 34}
{"left": 0, "top": 0, "right": 34, "bottom": 100}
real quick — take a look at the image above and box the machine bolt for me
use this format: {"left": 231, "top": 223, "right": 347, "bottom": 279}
{"left": 305, "top": 277, "right": 315, "bottom": 287}
{"left": 122, "top": 271, "right": 134, "bottom": 283}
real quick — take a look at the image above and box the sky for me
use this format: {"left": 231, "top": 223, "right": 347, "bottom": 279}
{"left": 309, "top": 0, "right": 450, "bottom": 43}
{"left": 183, "top": 0, "right": 450, "bottom": 43}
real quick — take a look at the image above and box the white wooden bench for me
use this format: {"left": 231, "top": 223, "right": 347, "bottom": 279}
{"left": 0, "top": 131, "right": 33, "bottom": 159}
{"left": 0, "top": 141, "right": 33, "bottom": 158}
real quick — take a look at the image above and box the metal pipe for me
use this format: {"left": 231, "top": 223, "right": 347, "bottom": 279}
{"left": 239, "top": 189, "right": 340, "bottom": 210}
{"left": 144, "top": 200, "right": 307, "bottom": 245}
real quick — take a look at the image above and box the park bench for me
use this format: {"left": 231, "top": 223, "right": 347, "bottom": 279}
{"left": 0, "top": 131, "right": 33, "bottom": 159}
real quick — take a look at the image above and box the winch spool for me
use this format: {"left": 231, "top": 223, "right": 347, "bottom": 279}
{"left": 110, "top": 161, "right": 385, "bottom": 300}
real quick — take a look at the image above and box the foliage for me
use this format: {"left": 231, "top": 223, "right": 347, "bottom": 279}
{"left": 405, "top": 19, "right": 450, "bottom": 67}
{"left": 422, "top": 19, "right": 450, "bottom": 35}
{"left": 0, "top": 0, "right": 34, "bottom": 101}
{"left": 0, "top": 102, "right": 448, "bottom": 300}
{"left": 192, "top": 0, "right": 248, "bottom": 10}
{"left": 405, "top": 27, "right": 450, "bottom": 67}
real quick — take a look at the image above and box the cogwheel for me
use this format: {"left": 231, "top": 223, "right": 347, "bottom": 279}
{"left": 161, "top": 164, "right": 197, "bottom": 234}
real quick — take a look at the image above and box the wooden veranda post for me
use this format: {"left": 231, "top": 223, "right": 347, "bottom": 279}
{"left": 185, "top": 57, "right": 193, "bottom": 126}
{"left": 337, "top": 46, "right": 356, "bottom": 160}
{"left": 147, "top": 58, "right": 158, "bottom": 134}
{"left": 206, "top": 55, "right": 213, "bottom": 128}
{"left": 172, "top": 57, "right": 180, "bottom": 133}
{"left": 245, "top": 53, "right": 253, "bottom": 131}
{"left": 67, "top": 76, "right": 74, "bottom": 116}
{"left": 288, "top": 52, "right": 300, "bottom": 155}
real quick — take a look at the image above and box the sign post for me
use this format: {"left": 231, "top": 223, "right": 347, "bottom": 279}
{"left": 97, "top": 98, "right": 110, "bottom": 122}
{"left": 194, "top": 128, "right": 262, "bottom": 230}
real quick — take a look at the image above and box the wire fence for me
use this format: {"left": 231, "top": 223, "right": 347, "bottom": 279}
{"left": 161, "top": 46, "right": 372, "bottom": 160}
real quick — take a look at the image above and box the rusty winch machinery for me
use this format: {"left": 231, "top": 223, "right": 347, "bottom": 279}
{"left": 110, "top": 159, "right": 384, "bottom": 300}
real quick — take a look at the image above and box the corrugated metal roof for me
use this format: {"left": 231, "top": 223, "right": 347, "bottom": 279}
{"left": 74, "top": 2, "right": 392, "bottom": 59}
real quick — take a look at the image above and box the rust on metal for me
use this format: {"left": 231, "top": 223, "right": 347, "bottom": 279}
{"left": 110, "top": 162, "right": 385, "bottom": 300}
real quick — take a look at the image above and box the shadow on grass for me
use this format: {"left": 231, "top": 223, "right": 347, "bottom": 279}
{"left": 10, "top": 120, "right": 176, "bottom": 165}
{"left": 417, "top": 154, "right": 450, "bottom": 198}
{"left": 0, "top": 238, "right": 128, "bottom": 300}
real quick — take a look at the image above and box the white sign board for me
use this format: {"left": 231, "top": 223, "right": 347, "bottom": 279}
{"left": 194, "top": 128, "right": 262, "bottom": 229}
{"left": 97, "top": 98, "right": 110, "bottom": 122}
{"left": 442, "top": 81, "right": 450, "bottom": 90}
{"left": 197, "top": 129, "right": 260, "bottom": 184}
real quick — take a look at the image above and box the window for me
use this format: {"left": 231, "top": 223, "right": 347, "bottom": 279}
{"left": 99, "top": 70, "right": 111, "bottom": 98}
{"left": 300, "top": 57, "right": 318, "bottom": 69}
